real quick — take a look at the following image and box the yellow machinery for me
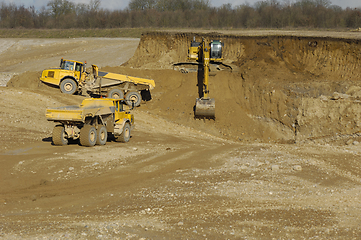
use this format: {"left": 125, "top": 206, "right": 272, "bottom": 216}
{"left": 46, "top": 98, "right": 134, "bottom": 147}
{"left": 188, "top": 37, "right": 224, "bottom": 119}
{"left": 40, "top": 59, "right": 155, "bottom": 107}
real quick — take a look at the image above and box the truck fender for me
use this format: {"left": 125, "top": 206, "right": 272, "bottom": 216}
{"left": 114, "top": 119, "right": 131, "bottom": 136}
{"left": 60, "top": 76, "right": 78, "bottom": 85}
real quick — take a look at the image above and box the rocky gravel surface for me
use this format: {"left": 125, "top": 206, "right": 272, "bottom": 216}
{"left": 1, "top": 124, "right": 361, "bottom": 239}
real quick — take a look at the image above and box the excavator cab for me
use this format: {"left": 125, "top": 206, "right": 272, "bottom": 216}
{"left": 210, "top": 40, "right": 223, "bottom": 59}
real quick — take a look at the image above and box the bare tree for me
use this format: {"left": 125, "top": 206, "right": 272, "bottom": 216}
{"left": 129, "top": 0, "right": 156, "bottom": 10}
{"left": 0, "top": 0, "right": 359, "bottom": 29}
{"left": 47, "top": 0, "right": 75, "bottom": 19}
{"left": 89, "top": 0, "right": 101, "bottom": 11}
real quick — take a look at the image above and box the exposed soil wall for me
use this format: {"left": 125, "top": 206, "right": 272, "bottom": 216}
{"left": 122, "top": 32, "right": 361, "bottom": 143}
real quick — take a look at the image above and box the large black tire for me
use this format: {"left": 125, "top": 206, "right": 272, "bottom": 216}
{"left": 125, "top": 91, "right": 141, "bottom": 107}
{"left": 116, "top": 123, "right": 131, "bottom": 143}
{"left": 96, "top": 126, "right": 107, "bottom": 145}
{"left": 52, "top": 125, "right": 68, "bottom": 146}
{"left": 60, "top": 78, "right": 77, "bottom": 95}
{"left": 108, "top": 88, "right": 124, "bottom": 99}
{"left": 79, "top": 125, "right": 97, "bottom": 147}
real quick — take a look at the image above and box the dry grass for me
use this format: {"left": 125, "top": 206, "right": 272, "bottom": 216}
{"left": 0, "top": 28, "right": 360, "bottom": 39}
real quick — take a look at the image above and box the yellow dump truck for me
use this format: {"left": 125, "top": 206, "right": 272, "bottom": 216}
{"left": 46, "top": 98, "right": 134, "bottom": 147}
{"left": 40, "top": 59, "right": 155, "bottom": 107}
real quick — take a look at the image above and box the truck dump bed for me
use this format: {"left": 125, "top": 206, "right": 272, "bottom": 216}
{"left": 91, "top": 65, "right": 155, "bottom": 90}
{"left": 98, "top": 71, "right": 155, "bottom": 89}
{"left": 46, "top": 99, "right": 115, "bottom": 122}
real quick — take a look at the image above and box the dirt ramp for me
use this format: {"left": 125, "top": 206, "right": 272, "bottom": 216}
{"left": 101, "top": 66, "right": 295, "bottom": 142}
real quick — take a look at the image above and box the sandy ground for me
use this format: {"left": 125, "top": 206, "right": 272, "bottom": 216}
{"left": 1, "top": 32, "right": 361, "bottom": 239}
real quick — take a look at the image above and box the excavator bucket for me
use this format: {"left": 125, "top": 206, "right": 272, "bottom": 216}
{"left": 195, "top": 98, "right": 215, "bottom": 119}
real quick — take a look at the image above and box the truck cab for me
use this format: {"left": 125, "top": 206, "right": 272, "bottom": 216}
{"left": 60, "top": 59, "right": 85, "bottom": 78}
{"left": 40, "top": 59, "right": 86, "bottom": 94}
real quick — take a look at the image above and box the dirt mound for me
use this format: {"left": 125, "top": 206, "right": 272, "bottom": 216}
{"left": 6, "top": 71, "right": 43, "bottom": 89}
{"left": 122, "top": 32, "right": 361, "bottom": 143}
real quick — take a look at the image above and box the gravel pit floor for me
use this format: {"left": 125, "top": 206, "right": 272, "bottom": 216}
{"left": 1, "top": 33, "right": 361, "bottom": 239}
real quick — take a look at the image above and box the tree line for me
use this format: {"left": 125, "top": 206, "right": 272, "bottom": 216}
{"left": 0, "top": 0, "right": 360, "bottom": 29}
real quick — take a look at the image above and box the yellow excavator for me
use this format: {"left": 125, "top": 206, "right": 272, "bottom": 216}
{"left": 188, "top": 37, "right": 224, "bottom": 119}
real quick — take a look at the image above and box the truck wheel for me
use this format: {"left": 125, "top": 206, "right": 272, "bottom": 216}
{"left": 125, "top": 91, "right": 141, "bottom": 107}
{"left": 96, "top": 126, "right": 107, "bottom": 145}
{"left": 116, "top": 123, "right": 131, "bottom": 143}
{"left": 60, "top": 78, "right": 77, "bottom": 95}
{"left": 80, "top": 125, "right": 97, "bottom": 147}
{"left": 108, "top": 89, "right": 124, "bottom": 99}
{"left": 52, "top": 125, "right": 68, "bottom": 146}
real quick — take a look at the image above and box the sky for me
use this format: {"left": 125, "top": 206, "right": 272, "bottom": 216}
{"left": 3, "top": 0, "right": 361, "bottom": 11}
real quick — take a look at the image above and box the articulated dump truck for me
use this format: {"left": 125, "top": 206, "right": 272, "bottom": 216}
{"left": 40, "top": 59, "right": 155, "bottom": 107}
{"left": 46, "top": 98, "right": 134, "bottom": 147}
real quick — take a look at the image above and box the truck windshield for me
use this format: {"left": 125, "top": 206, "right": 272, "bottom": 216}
{"left": 60, "top": 61, "right": 74, "bottom": 71}
{"left": 114, "top": 101, "right": 123, "bottom": 112}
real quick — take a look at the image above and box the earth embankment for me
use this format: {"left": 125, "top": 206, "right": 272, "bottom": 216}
{"left": 5, "top": 31, "right": 361, "bottom": 144}
{"left": 120, "top": 31, "right": 361, "bottom": 143}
